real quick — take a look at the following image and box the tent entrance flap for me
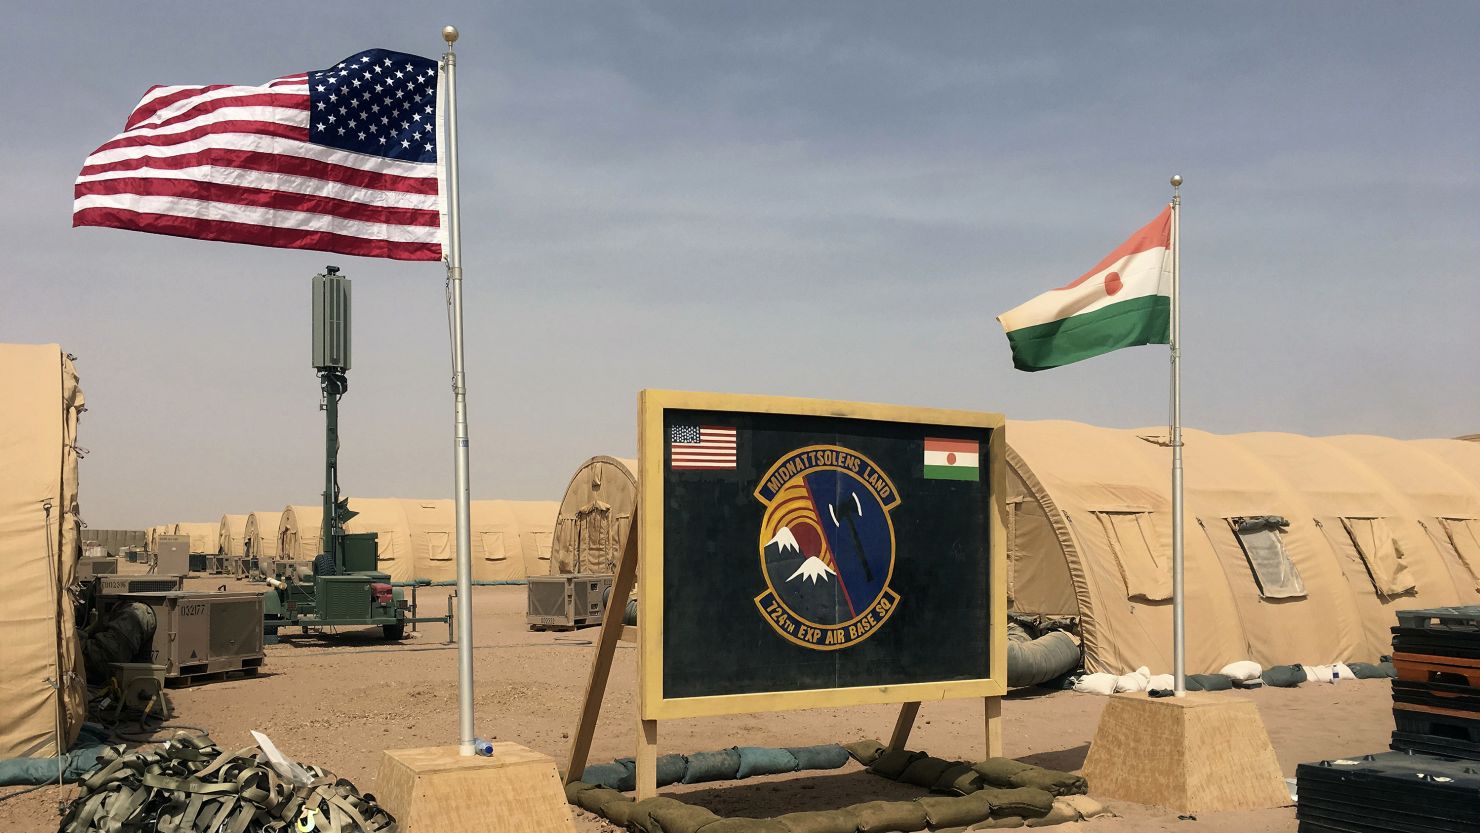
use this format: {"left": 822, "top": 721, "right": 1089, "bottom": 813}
{"left": 1093, "top": 511, "right": 1173, "bottom": 602}
{"left": 1227, "top": 516, "right": 1305, "bottom": 600}
{"left": 1339, "top": 517, "right": 1417, "bottom": 597}
{"left": 1438, "top": 518, "right": 1480, "bottom": 583}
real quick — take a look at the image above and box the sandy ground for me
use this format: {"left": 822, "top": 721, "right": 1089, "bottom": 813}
{"left": 1, "top": 576, "right": 1394, "bottom": 832}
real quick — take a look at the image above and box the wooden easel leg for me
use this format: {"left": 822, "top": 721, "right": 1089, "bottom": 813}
{"left": 985, "top": 696, "right": 1003, "bottom": 758}
{"left": 636, "top": 718, "right": 658, "bottom": 800}
{"left": 563, "top": 517, "right": 641, "bottom": 784}
{"left": 888, "top": 701, "right": 921, "bottom": 751}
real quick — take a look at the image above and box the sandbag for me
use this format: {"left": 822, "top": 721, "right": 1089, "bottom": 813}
{"left": 685, "top": 749, "right": 742, "bottom": 783}
{"left": 843, "top": 739, "right": 886, "bottom": 766}
{"left": 737, "top": 747, "right": 799, "bottom": 778}
{"left": 916, "top": 795, "right": 993, "bottom": 828}
{"left": 565, "top": 780, "right": 598, "bottom": 803}
{"left": 1008, "top": 768, "right": 1086, "bottom": 797}
{"left": 1186, "top": 673, "right": 1233, "bottom": 691}
{"left": 698, "top": 818, "right": 790, "bottom": 833}
{"left": 652, "top": 800, "right": 723, "bottom": 833}
{"left": 605, "top": 797, "right": 638, "bottom": 826}
{"left": 933, "top": 763, "right": 983, "bottom": 795}
{"left": 899, "top": 756, "right": 956, "bottom": 788}
{"left": 1023, "top": 799, "right": 1079, "bottom": 827}
{"left": 978, "top": 787, "right": 1054, "bottom": 819}
{"left": 789, "top": 744, "right": 851, "bottom": 771}
{"left": 970, "top": 758, "right": 1032, "bottom": 788}
{"left": 853, "top": 800, "right": 929, "bottom": 833}
{"left": 776, "top": 809, "right": 860, "bottom": 833}
{"left": 630, "top": 797, "right": 690, "bottom": 833}
{"left": 966, "top": 818, "right": 1024, "bottom": 830}
{"left": 584, "top": 761, "right": 636, "bottom": 791}
{"left": 1113, "top": 667, "right": 1151, "bottom": 693}
{"left": 576, "top": 786, "right": 625, "bottom": 813}
{"left": 1260, "top": 665, "right": 1306, "bottom": 688}
{"left": 1071, "top": 672, "right": 1117, "bottom": 695}
{"left": 1058, "top": 795, "right": 1109, "bottom": 819}
{"left": 868, "top": 748, "right": 925, "bottom": 779}
{"left": 1146, "top": 674, "right": 1174, "bottom": 691}
{"left": 1219, "top": 661, "right": 1262, "bottom": 681}
{"left": 658, "top": 753, "right": 690, "bottom": 786}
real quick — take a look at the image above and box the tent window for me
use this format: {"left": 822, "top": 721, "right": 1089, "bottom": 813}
{"left": 1340, "top": 517, "right": 1416, "bottom": 597}
{"left": 481, "top": 531, "right": 507, "bottom": 561}
{"left": 1228, "top": 516, "right": 1305, "bottom": 599}
{"left": 1093, "top": 511, "right": 1172, "bottom": 602}
{"left": 532, "top": 531, "right": 553, "bottom": 561}
{"left": 1439, "top": 518, "right": 1480, "bottom": 581}
{"left": 427, "top": 531, "right": 452, "bottom": 561}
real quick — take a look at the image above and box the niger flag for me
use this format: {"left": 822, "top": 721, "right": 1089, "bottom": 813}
{"left": 997, "top": 207, "right": 1171, "bottom": 371}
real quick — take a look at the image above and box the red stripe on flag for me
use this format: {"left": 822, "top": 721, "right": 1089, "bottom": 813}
{"left": 74, "top": 177, "right": 441, "bottom": 227}
{"left": 127, "top": 85, "right": 234, "bottom": 128}
{"left": 924, "top": 437, "right": 978, "bottom": 454}
{"left": 1056, "top": 206, "right": 1171, "bottom": 291}
{"left": 72, "top": 207, "right": 442, "bottom": 261}
{"left": 137, "top": 92, "right": 312, "bottom": 131}
{"left": 81, "top": 148, "right": 438, "bottom": 196}
{"left": 90, "top": 120, "right": 310, "bottom": 155}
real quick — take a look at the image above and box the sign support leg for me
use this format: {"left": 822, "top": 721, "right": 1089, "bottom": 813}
{"left": 985, "top": 697, "right": 1003, "bottom": 758}
{"left": 888, "top": 702, "right": 921, "bottom": 751}
{"left": 636, "top": 718, "right": 658, "bottom": 800}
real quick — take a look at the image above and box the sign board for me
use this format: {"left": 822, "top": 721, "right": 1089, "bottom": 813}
{"left": 638, "top": 390, "right": 1005, "bottom": 720}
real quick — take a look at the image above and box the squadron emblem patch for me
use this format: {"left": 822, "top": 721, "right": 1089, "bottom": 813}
{"left": 754, "top": 444, "right": 901, "bottom": 650}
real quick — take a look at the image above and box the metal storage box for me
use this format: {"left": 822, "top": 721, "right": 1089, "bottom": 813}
{"left": 96, "top": 574, "right": 185, "bottom": 596}
{"left": 527, "top": 574, "right": 613, "bottom": 630}
{"left": 117, "top": 591, "right": 266, "bottom": 683}
{"left": 155, "top": 534, "right": 191, "bottom": 575}
{"left": 78, "top": 555, "right": 117, "bottom": 577}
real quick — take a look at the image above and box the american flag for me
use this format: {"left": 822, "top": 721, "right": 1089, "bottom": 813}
{"left": 670, "top": 425, "right": 737, "bottom": 470}
{"left": 73, "top": 48, "right": 445, "bottom": 261}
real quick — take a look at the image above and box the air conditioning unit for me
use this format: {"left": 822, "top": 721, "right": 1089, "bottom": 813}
{"left": 526, "top": 574, "right": 613, "bottom": 631}
{"left": 114, "top": 591, "right": 265, "bottom": 682}
{"left": 78, "top": 556, "right": 118, "bottom": 578}
{"left": 95, "top": 574, "right": 185, "bottom": 596}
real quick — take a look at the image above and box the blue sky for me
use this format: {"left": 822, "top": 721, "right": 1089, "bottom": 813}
{"left": 3, "top": 2, "right": 1477, "bottom": 527}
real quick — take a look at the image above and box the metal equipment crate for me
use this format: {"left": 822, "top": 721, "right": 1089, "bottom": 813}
{"left": 78, "top": 555, "right": 118, "bottom": 578}
{"left": 155, "top": 535, "right": 191, "bottom": 575}
{"left": 527, "top": 574, "right": 613, "bottom": 631}
{"left": 95, "top": 575, "right": 185, "bottom": 596}
{"left": 117, "top": 591, "right": 266, "bottom": 684}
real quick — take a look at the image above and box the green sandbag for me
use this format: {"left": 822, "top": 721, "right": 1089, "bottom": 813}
{"left": 697, "top": 818, "right": 790, "bottom": 833}
{"left": 1007, "top": 768, "right": 1086, "bottom": 797}
{"left": 584, "top": 761, "right": 636, "bottom": 791}
{"left": 933, "top": 763, "right": 983, "bottom": 796}
{"left": 789, "top": 745, "right": 851, "bottom": 771}
{"left": 576, "top": 787, "right": 624, "bottom": 814}
{"left": 604, "top": 797, "right": 638, "bottom": 826}
{"left": 969, "top": 759, "right": 1032, "bottom": 788}
{"left": 658, "top": 754, "right": 690, "bottom": 786}
{"left": 736, "top": 747, "right": 800, "bottom": 778}
{"left": 899, "top": 756, "right": 956, "bottom": 788}
{"left": 967, "top": 817, "right": 1025, "bottom": 829}
{"left": 564, "top": 780, "right": 598, "bottom": 804}
{"left": 630, "top": 797, "right": 691, "bottom": 833}
{"left": 916, "top": 795, "right": 993, "bottom": 828}
{"left": 1186, "top": 673, "right": 1233, "bottom": 692}
{"left": 868, "top": 749, "right": 925, "bottom": 780}
{"left": 843, "top": 739, "right": 886, "bottom": 766}
{"left": 685, "top": 749, "right": 742, "bottom": 784}
{"left": 1259, "top": 665, "right": 1306, "bottom": 688}
{"left": 776, "top": 809, "right": 860, "bottom": 833}
{"left": 978, "top": 788, "right": 1053, "bottom": 819}
{"left": 652, "top": 800, "right": 723, "bottom": 833}
{"left": 853, "top": 800, "right": 929, "bottom": 833}
{"left": 1348, "top": 662, "right": 1393, "bottom": 680}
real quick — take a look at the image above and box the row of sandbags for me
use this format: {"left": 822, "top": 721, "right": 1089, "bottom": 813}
{"left": 847, "top": 741, "right": 1085, "bottom": 799}
{"left": 583, "top": 745, "right": 852, "bottom": 791}
{"left": 1072, "top": 659, "right": 1397, "bottom": 694}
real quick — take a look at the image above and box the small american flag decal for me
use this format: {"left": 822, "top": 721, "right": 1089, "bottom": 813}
{"left": 670, "top": 425, "right": 737, "bottom": 470}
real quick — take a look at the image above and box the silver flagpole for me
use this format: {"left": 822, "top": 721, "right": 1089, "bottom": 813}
{"left": 441, "top": 24, "right": 477, "bottom": 755}
{"left": 1170, "top": 174, "right": 1186, "bottom": 697}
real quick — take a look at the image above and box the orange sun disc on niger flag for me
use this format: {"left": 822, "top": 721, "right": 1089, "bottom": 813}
{"left": 1104, "top": 271, "right": 1123, "bottom": 295}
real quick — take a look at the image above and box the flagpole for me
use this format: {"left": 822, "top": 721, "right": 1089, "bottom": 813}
{"left": 1169, "top": 174, "right": 1186, "bottom": 697}
{"left": 441, "top": 24, "right": 477, "bottom": 755}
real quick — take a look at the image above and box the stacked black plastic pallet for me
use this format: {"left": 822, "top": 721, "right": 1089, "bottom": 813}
{"left": 1295, "top": 606, "right": 1480, "bottom": 832}
{"left": 1391, "top": 606, "right": 1480, "bottom": 760}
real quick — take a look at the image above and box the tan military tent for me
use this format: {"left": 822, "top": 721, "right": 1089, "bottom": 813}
{"left": 172, "top": 522, "right": 219, "bottom": 555}
{"left": 0, "top": 344, "right": 86, "bottom": 757}
{"left": 146, "top": 524, "right": 169, "bottom": 554}
{"left": 551, "top": 457, "right": 638, "bottom": 575}
{"left": 277, "top": 505, "right": 324, "bottom": 563}
{"left": 219, "top": 514, "right": 249, "bottom": 557}
{"left": 1007, "top": 420, "right": 1480, "bottom": 676}
{"left": 244, "top": 510, "right": 283, "bottom": 571}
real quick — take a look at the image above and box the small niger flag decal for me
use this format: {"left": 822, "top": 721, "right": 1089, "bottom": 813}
{"left": 923, "top": 438, "right": 980, "bottom": 481}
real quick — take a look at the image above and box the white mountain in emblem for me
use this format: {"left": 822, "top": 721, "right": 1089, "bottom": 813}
{"left": 766, "top": 527, "right": 800, "bottom": 554}
{"left": 787, "top": 556, "right": 836, "bottom": 584}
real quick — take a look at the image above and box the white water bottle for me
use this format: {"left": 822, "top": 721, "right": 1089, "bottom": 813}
{"left": 1329, "top": 663, "right": 1339, "bottom": 685}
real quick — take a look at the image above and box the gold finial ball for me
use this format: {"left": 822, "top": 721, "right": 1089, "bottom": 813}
{"left": 442, "top": 25, "right": 459, "bottom": 44}
{"left": 1170, "top": 174, "right": 1183, "bottom": 187}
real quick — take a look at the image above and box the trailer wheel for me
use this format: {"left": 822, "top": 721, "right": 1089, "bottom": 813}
{"left": 382, "top": 623, "right": 406, "bottom": 640}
